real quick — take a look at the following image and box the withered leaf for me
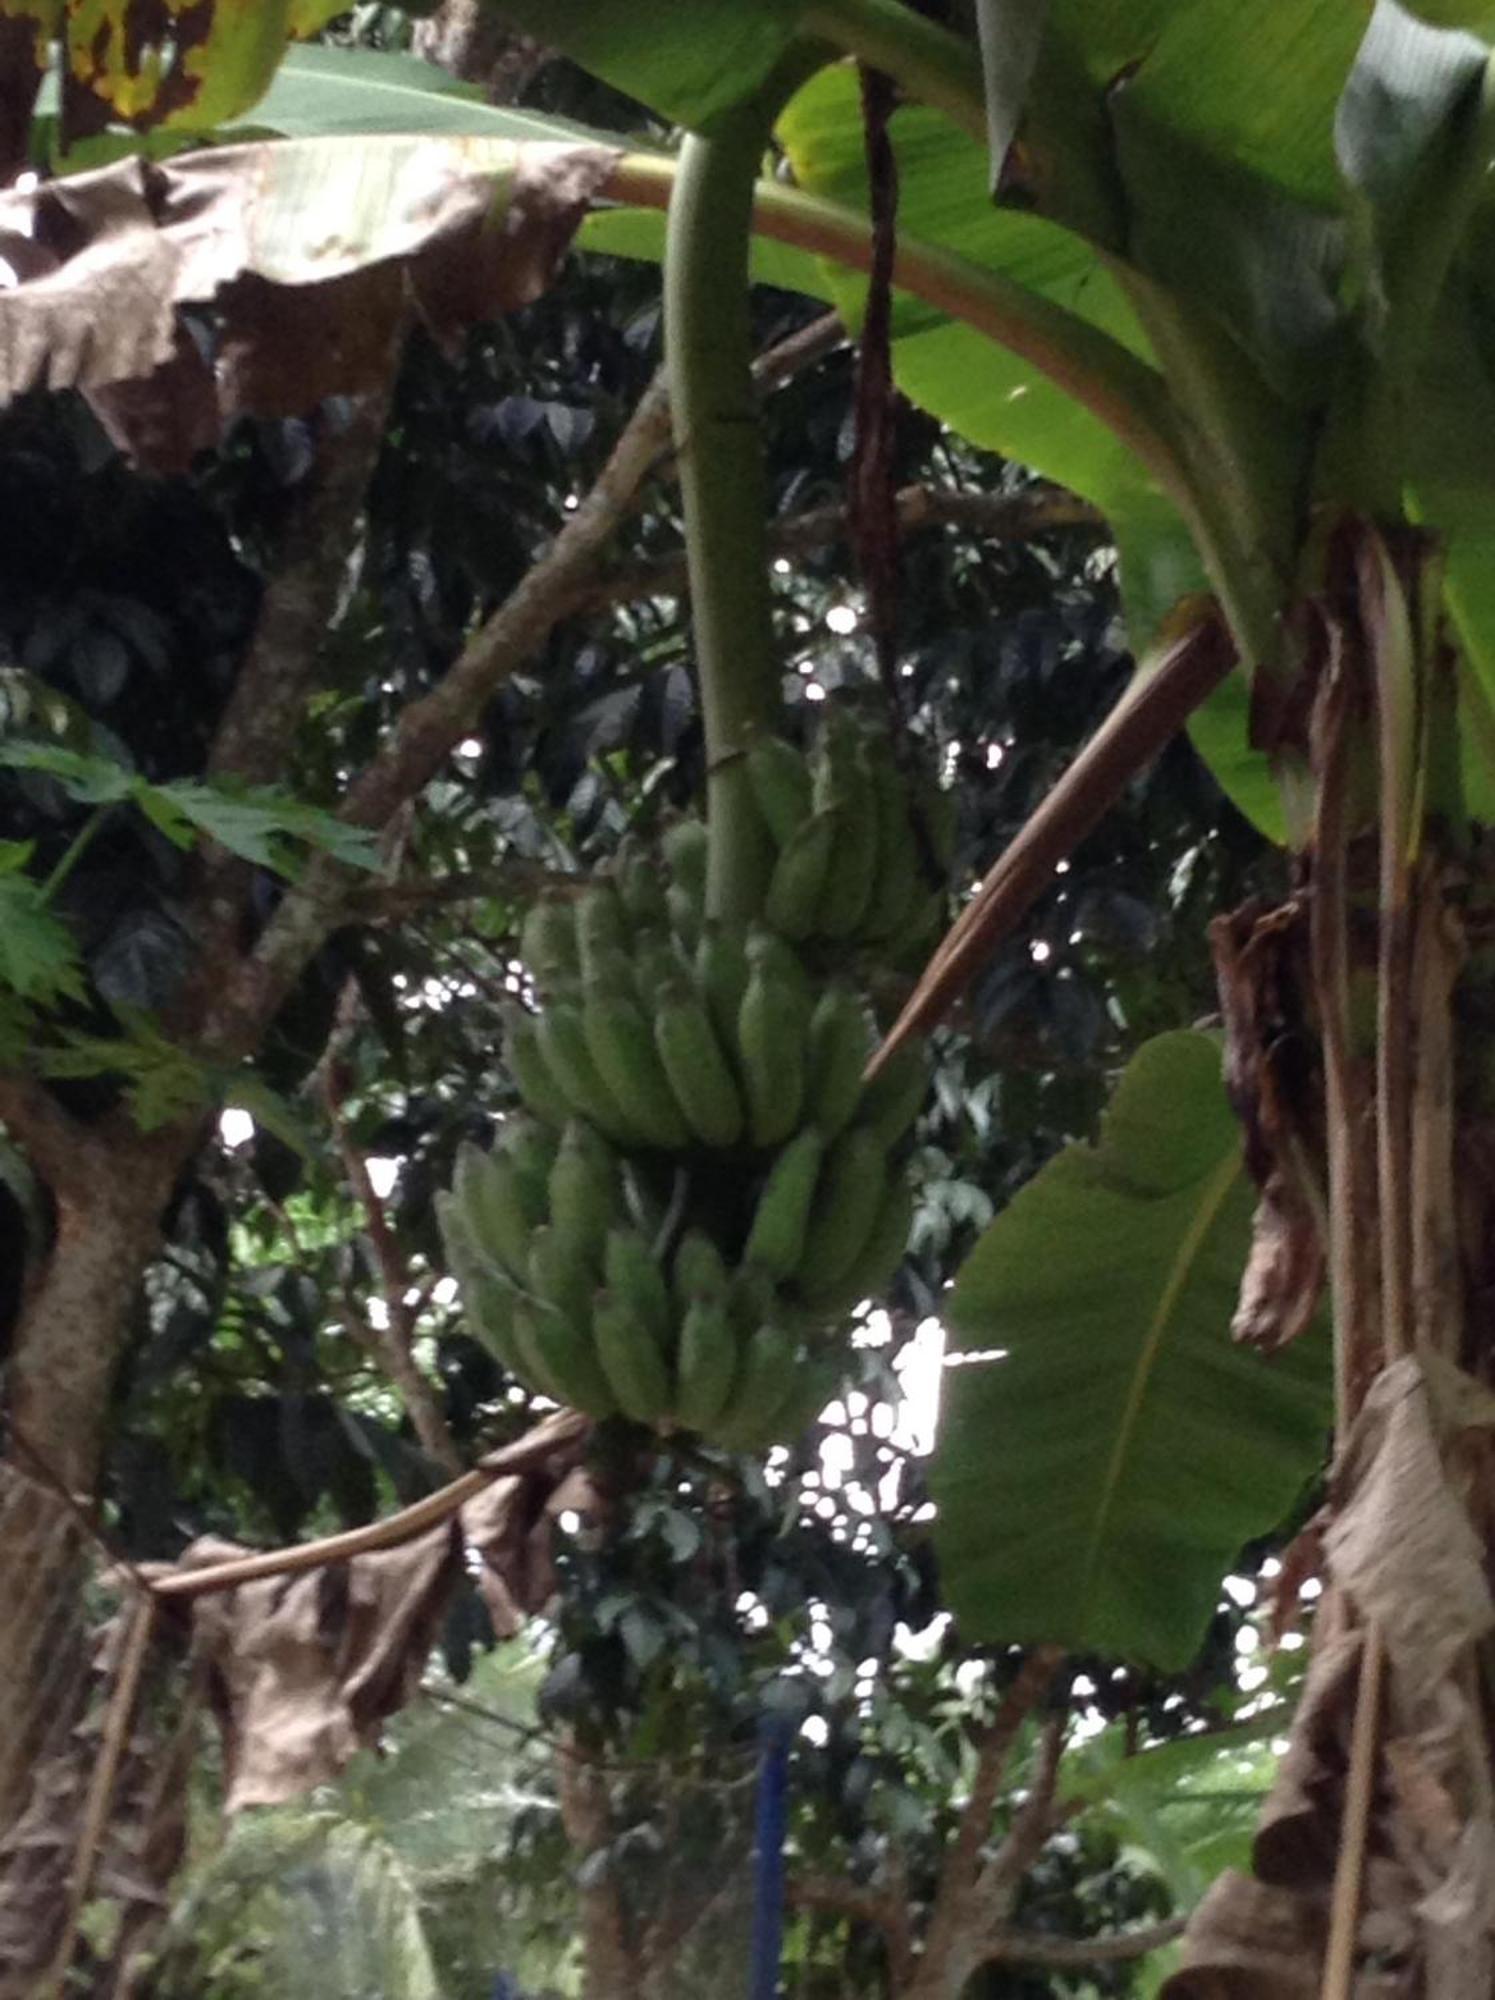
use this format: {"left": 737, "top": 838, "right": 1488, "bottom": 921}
{"left": 189, "top": 1517, "right": 461, "bottom": 1811}
{"left": 1327, "top": 1357, "right": 1495, "bottom": 1712}
{"left": 0, "top": 135, "right": 619, "bottom": 471}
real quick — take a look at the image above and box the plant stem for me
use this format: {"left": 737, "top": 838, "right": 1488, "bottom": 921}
{"left": 663, "top": 98, "right": 787, "bottom": 922}
{"left": 801, "top": 0, "right": 985, "bottom": 143}
{"left": 39, "top": 805, "right": 109, "bottom": 905}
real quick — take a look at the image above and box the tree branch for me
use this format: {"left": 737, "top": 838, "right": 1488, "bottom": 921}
{"left": 987, "top": 1914, "right": 1188, "bottom": 1970}
{"left": 979, "top": 1713, "right": 1066, "bottom": 1911}
{"left": 0, "top": 1073, "right": 95, "bottom": 1198}
{"left": 577, "top": 482, "right": 1103, "bottom": 616}
{"left": 917, "top": 1648, "right": 1062, "bottom": 1984}
{"left": 206, "top": 315, "right": 846, "bottom": 1062}
{"left": 206, "top": 376, "right": 397, "bottom": 788}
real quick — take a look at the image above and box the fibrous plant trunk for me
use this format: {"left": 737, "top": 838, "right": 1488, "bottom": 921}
{"left": 1168, "top": 522, "right": 1495, "bottom": 1996}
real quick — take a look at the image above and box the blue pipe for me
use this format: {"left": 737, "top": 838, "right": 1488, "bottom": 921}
{"left": 749, "top": 1714, "right": 793, "bottom": 2000}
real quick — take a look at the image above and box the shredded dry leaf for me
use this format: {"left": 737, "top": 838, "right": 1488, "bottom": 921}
{"left": 0, "top": 137, "right": 619, "bottom": 471}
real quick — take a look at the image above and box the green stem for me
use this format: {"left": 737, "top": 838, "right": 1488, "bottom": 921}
{"left": 620, "top": 154, "right": 1278, "bottom": 667}
{"left": 664, "top": 94, "right": 789, "bottom": 923}
{"left": 801, "top": 0, "right": 986, "bottom": 143}
{"left": 39, "top": 806, "right": 109, "bottom": 905}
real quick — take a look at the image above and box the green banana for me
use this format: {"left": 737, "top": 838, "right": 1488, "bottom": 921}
{"left": 666, "top": 884, "right": 703, "bottom": 953}
{"left": 694, "top": 923, "right": 751, "bottom": 1056}
{"left": 726, "top": 1262, "right": 779, "bottom": 1338}
{"left": 711, "top": 1320, "right": 800, "bottom": 1449}
{"left": 592, "top": 1289, "right": 673, "bottom": 1423}
{"left": 662, "top": 818, "right": 708, "bottom": 904}
{"left": 746, "top": 735, "right": 813, "bottom": 848}
{"left": 546, "top": 1123, "right": 619, "bottom": 1263}
{"left": 498, "top": 1117, "right": 560, "bottom": 1213}
{"left": 796, "top": 1126, "right": 889, "bottom": 1302}
{"left": 462, "top": 1264, "right": 529, "bottom": 1375}
{"left": 582, "top": 984, "right": 691, "bottom": 1151}
{"left": 856, "top": 1040, "right": 930, "bottom": 1151}
{"left": 738, "top": 939, "right": 811, "bottom": 1149}
{"left": 509, "top": 1296, "right": 582, "bottom": 1405}
{"left": 536, "top": 999, "right": 639, "bottom": 1146}
{"left": 528, "top": 1225, "right": 594, "bottom": 1324}
{"left": 436, "top": 1190, "right": 491, "bottom": 1290}
{"left": 672, "top": 1227, "right": 729, "bottom": 1308}
{"left": 813, "top": 736, "right": 876, "bottom": 939}
{"left": 532, "top": 1305, "right": 618, "bottom": 1417}
{"left": 860, "top": 744, "right": 920, "bottom": 943}
{"left": 453, "top": 1140, "right": 536, "bottom": 1281}
{"left": 617, "top": 847, "right": 670, "bottom": 932}
{"left": 673, "top": 1295, "right": 739, "bottom": 1432}
{"left": 575, "top": 882, "right": 632, "bottom": 977}
{"left": 632, "top": 929, "right": 689, "bottom": 1001}
{"left": 502, "top": 1005, "right": 574, "bottom": 1129}
{"left": 765, "top": 1354, "right": 841, "bottom": 1444}
{"left": 520, "top": 895, "right": 580, "bottom": 989}
{"left": 795, "top": 1170, "right": 913, "bottom": 1323}
{"left": 654, "top": 978, "right": 745, "bottom": 1148}
{"left": 746, "top": 927, "right": 813, "bottom": 1015}
{"left": 742, "top": 1126, "right": 826, "bottom": 1279}
{"left": 603, "top": 1226, "right": 673, "bottom": 1351}
{"left": 913, "top": 770, "right": 958, "bottom": 874}
{"left": 806, "top": 985, "right": 874, "bottom": 1139}
{"left": 763, "top": 807, "right": 838, "bottom": 942}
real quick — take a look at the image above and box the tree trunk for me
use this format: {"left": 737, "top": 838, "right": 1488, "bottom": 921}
{"left": 0, "top": 1128, "right": 183, "bottom": 1830}
{"left": 558, "top": 1745, "right": 640, "bottom": 2000}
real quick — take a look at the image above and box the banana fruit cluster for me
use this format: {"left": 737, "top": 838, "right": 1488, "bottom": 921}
{"left": 745, "top": 712, "right": 953, "bottom": 959}
{"left": 438, "top": 706, "right": 948, "bottom": 1449}
{"left": 437, "top": 1110, "right": 913, "bottom": 1450}
{"left": 506, "top": 827, "right": 926, "bottom": 1160}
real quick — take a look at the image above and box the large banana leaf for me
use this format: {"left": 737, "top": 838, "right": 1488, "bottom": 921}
{"left": 773, "top": 65, "right": 1283, "bottom": 832}
{"left": 931, "top": 1031, "right": 1330, "bottom": 1671}
{"left": 437, "top": 0, "right": 807, "bottom": 133}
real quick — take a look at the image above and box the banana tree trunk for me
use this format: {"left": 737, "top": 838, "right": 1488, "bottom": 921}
{"left": 1170, "top": 521, "right": 1495, "bottom": 1995}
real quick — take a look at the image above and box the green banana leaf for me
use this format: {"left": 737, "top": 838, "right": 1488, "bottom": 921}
{"left": 435, "top": 0, "right": 808, "bottom": 133}
{"left": 773, "top": 63, "right": 1287, "bottom": 835}
{"left": 234, "top": 42, "right": 638, "bottom": 145}
{"left": 930, "top": 1031, "right": 1330, "bottom": 1672}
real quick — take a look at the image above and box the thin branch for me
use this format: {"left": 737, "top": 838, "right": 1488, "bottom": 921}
{"left": 869, "top": 610, "right": 1236, "bottom": 1073}
{"left": 986, "top": 1914, "right": 1189, "bottom": 1971}
{"left": 348, "top": 859, "right": 579, "bottom": 923}
{"left": 578, "top": 483, "right": 1103, "bottom": 616}
{"left": 149, "top": 1407, "right": 588, "bottom": 1599}
{"left": 980, "top": 1713, "right": 1066, "bottom": 1909}
{"left": 210, "top": 316, "right": 846, "bottom": 1062}
{"left": 321, "top": 992, "right": 462, "bottom": 1474}
{"left": 790, "top": 1873, "right": 904, "bottom": 1935}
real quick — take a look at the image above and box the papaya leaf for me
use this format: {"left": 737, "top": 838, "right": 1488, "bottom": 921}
{"left": 0, "top": 874, "right": 84, "bottom": 1003}
{"left": 930, "top": 1030, "right": 1330, "bottom": 1671}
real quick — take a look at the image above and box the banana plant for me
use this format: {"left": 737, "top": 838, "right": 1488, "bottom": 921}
{"left": 373, "top": 5, "right": 1495, "bottom": 1991}
{"left": 12, "top": 1, "right": 1495, "bottom": 1988}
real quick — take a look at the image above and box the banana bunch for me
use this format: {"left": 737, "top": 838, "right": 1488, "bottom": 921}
{"left": 508, "top": 856, "right": 919, "bottom": 1162}
{"left": 745, "top": 710, "right": 954, "bottom": 960}
{"left": 435, "top": 1114, "right": 886, "bottom": 1449}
